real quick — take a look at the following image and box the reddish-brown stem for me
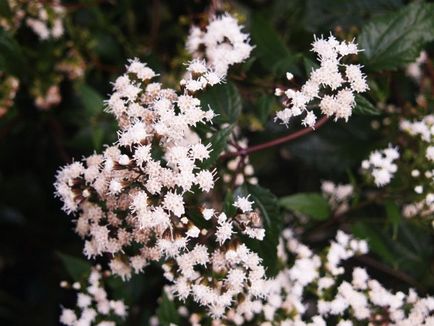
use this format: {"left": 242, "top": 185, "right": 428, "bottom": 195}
{"left": 355, "top": 255, "right": 423, "bottom": 291}
{"left": 425, "top": 59, "right": 434, "bottom": 96}
{"left": 222, "top": 116, "right": 329, "bottom": 159}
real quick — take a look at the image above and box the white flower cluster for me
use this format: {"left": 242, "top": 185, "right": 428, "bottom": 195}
{"left": 59, "top": 266, "right": 127, "bottom": 326}
{"left": 400, "top": 115, "right": 434, "bottom": 218}
{"left": 55, "top": 58, "right": 268, "bottom": 317}
{"left": 223, "top": 131, "right": 258, "bottom": 186}
{"left": 35, "top": 85, "right": 62, "bottom": 110}
{"left": 165, "top": 228, "right": 434, "bottom": 325}
{"left": 26, "top": 1, "right": 64, "bottom": 40}
{"left": 161, "top": 195, "right": 268, "bottom": 318}
{"left": 361, "top": 145, "right": 399, "bottom": 187}
{"left": 186, "top": 13, "right": 253, "bottom": 77}
{"left": 275, "top": 35, "right": 368, "bottom": 128}
{"left": 321, "top": 180, "right": 353, "bottom": 214}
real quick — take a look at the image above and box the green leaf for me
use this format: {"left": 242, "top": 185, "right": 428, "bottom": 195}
{"left": 255, "top": 95, "right": 276, "bottom": 125}
{"left": 200, "top": 126, "right": 233, "bottom": 169}
{"left": 235, "top": 184, "right": 283, "bottom": 277}
{"left": 57, "top": 253, "right": 92, "bottom": 282}
{"left": 352, "top": 220, "right": 434, "bottom": 281}
{"left": 279, "top": 193, "right": 330, "bottom": 220}
{"left": 352, "top": 221, "right": 396, "bottom": 265}
{"left": 303, "top": 0, "right": 403, "bottom": 32}
{"left": 156, "top": 291, "right": 180, "bottom": 326}
{"left": 359, "top": 2, "right": 434, "bottom": 71}
{"left": 223, "top": 190, "right": 237, "bottom": 217}
{"left": 250, "top": 13, "right": 297, "bottom": 74}
{"left": 385, "top": 200, "right": 401, "bottom": 239}
{"left": 0, "top": 0, "right": 12, "bottom": 18}
{"left": 0, "top": 29, "right": 26, "bottom": 76}
{"left": 353, "top": 94, "right": 380, "bottom": 116}
{"left": 76, "top": 83, "right": 104, "bottom": 118}
{"left": 199, "top": 82, "right": 241, "bottom": 124}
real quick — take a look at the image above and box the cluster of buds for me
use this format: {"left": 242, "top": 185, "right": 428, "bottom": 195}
{"left": 60, "top": 266, "right": 128, "bottom": 326}
{"left": 400, "top": 114, "right": 434, "bottom": 219}
{"left": 321, "top": 180, "right": 353, "bottom": 215}
{"left": 25, "top": 0, "right": 64, "bottom": 40}
{"left": 361, "top": 145, "right": 399, "bottom": 187}
{"left": 223, "top": 129, "right": 258, "bottom": 187}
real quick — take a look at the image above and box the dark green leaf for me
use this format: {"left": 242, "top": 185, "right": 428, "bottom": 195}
{"left": 0, "top": 0, "right": 12, "bottom": 18}
{"left": 354, "top": 94, "right": 380, "bottom": 116}
{"left": 235, "top": 184, "right": 283, "bottom": 277}
{"left": 223, "top": 190, "right": 237, "bottom": 217}
{"left": 303, "top": 0, "right": 403, "bottom": 32}
{"left": 156, "top": 292, "right": 180, "bottom": 326}
{"left": 76, "top": 83, "right": 104, "bottom": 118}
{"left": 255, "top": 95, "right": 276, "bottom": 125}
{"left": 57, "top": 253, "right": 92, "bottom": 282}
{"left": 199, "top": 82, "right": 241, "bottom": 124}
{"left": 352, "top": 220, "right": 434, "bottom": 280}
{"left": 359, "top": 2, "right": 434, "bottom": 71}
{"left": 250, "top": 13, "right": 297, "bottom": 74}
{"left": 279, "top": 193, "right": 330, "bottom": 220}
{"left": 200, "top": 126, "right": 233, "bottom": 169}
{"left": 385, "top": 200, "right": 400, "bottom": 239}
{"left": 0, "top": 29, "right": 26, "bottom": 76}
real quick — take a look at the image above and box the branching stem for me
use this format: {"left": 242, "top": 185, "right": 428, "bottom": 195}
{"left": 222, "top": 116, "right": 329, "bottom": 159}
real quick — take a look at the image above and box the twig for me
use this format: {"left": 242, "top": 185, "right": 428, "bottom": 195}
{"left": 221, "top": 116, "right": 329, "bottom": 159}
{"left": 355, "top": 255, "right": 423, "bottom": 291}
{"left": 209, "top": 0, "right": 223, "bottom": 16}
{"left": 149, "top": 0, "right": 161, "bottom": 49}
{"left": 425, "top": 59, "right": 434, "bottom": 96}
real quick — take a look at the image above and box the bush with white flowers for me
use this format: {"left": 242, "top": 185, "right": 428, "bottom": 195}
{"left": 3, "top": 2, "right": 434, "bottom": 326}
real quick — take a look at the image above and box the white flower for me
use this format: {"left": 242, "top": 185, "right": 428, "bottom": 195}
{"left": 163, "top": 192, "right": 185, "bottom": 217}
{"left": 202, "top": 208, "right": 215, "bottom": 220}
{"left": 215, "top": 220, "right": 234, "bottom": 245}
{"left": 233, "top": 195, "right": 254, "bottom": 213}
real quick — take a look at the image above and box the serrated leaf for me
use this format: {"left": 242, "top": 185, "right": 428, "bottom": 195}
{"left": 57, "top": 253, "right": 91, "bottom": 282}
{"left": 353, "top": 94, "right": 380, "bottom": 116}
{"left": 279, "top": 193, "right": 330, "bottom": 220}
{"left": 352, "top": 220, "right": 434, "bottom": 281}
{"left": 250, "top": 13, "right": 297, "bottom": 74}
{"left": 199, "top": 82, "right": 241, "bottom": 124}
{"left": 200, "top": 126, "right": 233, "bottom": 169}
{"left": 235, "top": 184, "right": 283, "bottom": 277}
{"left": 156, "top": 292, "right": 180, "bottom": 326}
{"left": 303, "top": 0, "right": 403, "bottom": 32}
{"left": 359, "top": 2, "right": 434, "bottom": 71}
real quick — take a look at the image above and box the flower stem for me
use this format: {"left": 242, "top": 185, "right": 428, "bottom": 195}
{"left": 222, "top": 116, "right": 329, "bottom": 159}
